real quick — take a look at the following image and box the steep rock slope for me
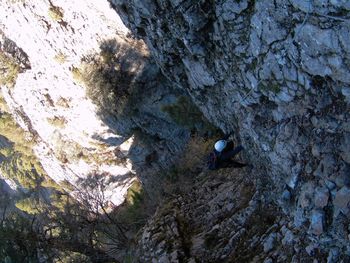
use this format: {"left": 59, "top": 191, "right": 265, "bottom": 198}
{"left": 110, "top": 0, "right": 350, "bottom": 260}
{"left": 135, "top": 169, "right": 323, "bottom": 262}
{"left": 0, "top": 0, "right": 192, "bottom": 205}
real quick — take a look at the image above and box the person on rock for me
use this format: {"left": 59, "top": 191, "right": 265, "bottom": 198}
{"left": 207, "top": 133, "right": 248, "bottom": 170}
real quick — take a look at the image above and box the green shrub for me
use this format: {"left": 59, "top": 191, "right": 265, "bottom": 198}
{"left": 40, "top": 177, "right": 64, "bottom": 191}
{"left": 75, "top": 39, "right": 147, "bottom": 116}
{"left": 15, "top": 196, "right": 46, "bottom": 215}
{"left": 115, "top": 180, "right": 148, "bottom": 230}
{"left": 162, "top": 96, "right": 216, "bottom": 133}
{"left": 0, "top": 95, "right": 10, "bottom": 112}
{"left": 71, "top": 66, "right": 83, "bottom": 83}
{"left": 47, "top": 116, "right": 67, "bottom": 128}
{"left": 54, "top": 52, "right": 67, "bottom": 64}
{"left": 48, "top": 6, "right": 64, "bottom": 21}
{"left": 59, "top": 179, "right": 75, "bottom": 192}
{"left": 56, "top": 97, "right": 70, "bottom": 108}
{"left": 0, "top": 113, "right": 46, "bottom": 189}
{"left": 0, "top": 52, "right": 20, "bottom": 87}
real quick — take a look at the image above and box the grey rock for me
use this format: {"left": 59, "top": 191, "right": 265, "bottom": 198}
{"left": 314, "top": 155, "right": 336, "bottom": 179}
{"left": 282, "top": 229, "right": 294, "bottom": 245}
{"left": 334, "top": 186, "right": 350, "bottom": 216}
{"left": 340, "top": 134, "right": 350, "bottom": 164}
{"left": 327, "top": 247, "right": 340, "bottom": 263}
{"left": 294, "top": 207, "right": 307, "bottom": 227}
{"left": 305, "top": 243, "right": 317, "bottom": 256}
{"left": 263, "top": 233, "right": 277, "bottom": 253}
{"left": 158, "top": 255, "right": 170, "bottom": 263}
{"left": 291, "top": 0, "right": 313, "bottom": 12}
{"left": 310, "top": 210, "right": 325, "bottom": 236}
{"left": 325, "top": 180, "right": 336, "bottom": 190}
{"left": 312, "top": 143, "right": 321, "bottom": 158}
{"left": 4, "top": 0, "right": 349, "bottom": 260}
{"left": 314, "top": 187, "right": 329, "bottom": 208}
{"left": 299, "top": 182, "right": 315, "bottom": 209}
{"left": 282, "top": 189, "right": 291, "bottom": 201}
{"left": 342, "top": 87, "right": 350, "bottom": 104}
{"left": 221, "top": 0, "right": 248, "bottom": 21}
{"left": 305, "top": 162, "right": 313, "bottom": 174}
{"left": 286, "top": 169, "right": 299, "bottom": 190}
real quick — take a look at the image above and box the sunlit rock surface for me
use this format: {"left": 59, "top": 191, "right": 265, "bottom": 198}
{"left": 0, "top": 0, "right": 190, "bottom": 206}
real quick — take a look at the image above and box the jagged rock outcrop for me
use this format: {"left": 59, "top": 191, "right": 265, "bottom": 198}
{"left": 110, "top": 0, "right": 350, "bottom": 260}
{"left": 134, "top": 168, "right": 334, "bottom": 262}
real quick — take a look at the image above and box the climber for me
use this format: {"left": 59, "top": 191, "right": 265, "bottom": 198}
{"left": 207, "top": 133, "right": 248, "bottom": 170}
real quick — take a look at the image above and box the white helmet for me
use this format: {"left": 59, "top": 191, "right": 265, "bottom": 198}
{"left": 214, "top": 140, "right": 227, "bottom": 152}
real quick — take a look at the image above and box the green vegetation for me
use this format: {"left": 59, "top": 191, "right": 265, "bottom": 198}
{"left": 47, "top": 116, "right": 67, "bottom": 128}
{"left": 115, "top": 179, "right": 148, "bottom": 232}
{"left": 71, "top": 66, "right": 83, "bottom": 83}
{"left": 1, "top": 189, "right": 120, "bottom": 262}
{"left": 59, "top": 179, "right": 75, "bottom": 192}
{"left": 0, "top": 112, "right": 45, "bottom": 189}
{"left": 56, "top": 97, "right": 70, "bottom": 108}
{"left": 74, "top": 57, "right": 130, "bottom": 114}
{"left": 0, "top": 211, "right": 40, "bottom": 262}
{"left": 40, "top": 177, "right": 64, "bottom": 191}
{"left": 15, "top": 196, "right": 46, "bottom": 215}
{"left": 0, "top": 52, "right": 20, "bottom": 87}
{"left": 162, "top": 96, "right": 216, "bottom": 134}
{"left": 48, "top": 5, "right": 64, "bottom": 21}
{"left": 0, "top": 95, "right": 10, "bottom": 112}
{"left": 54, "top": 52, "right": 67, "bottom": 64}
{"left": 72, "top": 39, "right": 145, "bottom": 117}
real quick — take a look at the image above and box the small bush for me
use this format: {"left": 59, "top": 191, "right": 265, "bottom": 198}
{"left": 47, "top": 116, "right": 66, "bottom": 128}
{"left": 40, "top": 177, "right": 63, "bottom": 191}
{"left": 48, "top": 6, "right": 64, "bottom": 21}
{"left": 54, "top": 52, "right": 67, "bottom": 64}
{"left": 126, "top": 180, "right": 142, "bottom": 205}
{"left": 15, "top": 196, "right": 46, "bottom": 215}
{"left": 71, "top": 66, "right": 83, "bottom": 83}
{"left": 0, "top": 52, "right": 20, "bottom": 87}
{"left": 115, "top": 180, "right": 148, "bottom": 231}
{"left": 75, "top": 38, "right": 148, "bottom": 116}
{"left": 56, "top": 97, "right": 70, "bottom": 108}
{"left": 162, "top": 96, "right": 216, "bottom": 134}
{"left": 59, "top": 179, "right": 75, "bottom": 192}
{"left": 0, "top": 112, "right": 46, "bottom": 189}
{"left": 0, "top": 94, "right": 10, "bottom": 112}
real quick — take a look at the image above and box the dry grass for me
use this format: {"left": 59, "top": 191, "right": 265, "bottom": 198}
{"left": 178, "top": 135, "right": 216, "bottom": 173}
{"left": 48, "top": 6, "right": 64, "bottom": 21}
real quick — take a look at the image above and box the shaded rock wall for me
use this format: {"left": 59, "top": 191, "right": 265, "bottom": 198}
{"left": 110, "top": 0, "right": 350, "bottom": 260}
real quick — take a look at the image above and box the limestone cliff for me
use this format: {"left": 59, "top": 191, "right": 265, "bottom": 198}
{"left": 109, "top": 0, "right": 350, "bottom": 261}
{"left": 0, "top": 0, "right": 192, "bottom": 206}
{"left": 1, "top": 0, "right": 350, "bottom": 261}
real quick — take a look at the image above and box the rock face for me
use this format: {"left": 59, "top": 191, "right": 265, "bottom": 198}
{"left": 134, "top": 169, "right": 323, "bottom": 262}
{"left": 109, "top": 0, "right": 350, "bottom": 260}
{"left": 1, "top": 0, "right": 350, "bottom": 260}
{"left": 0, "top": 0, "right": 192, "bottom": 205}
